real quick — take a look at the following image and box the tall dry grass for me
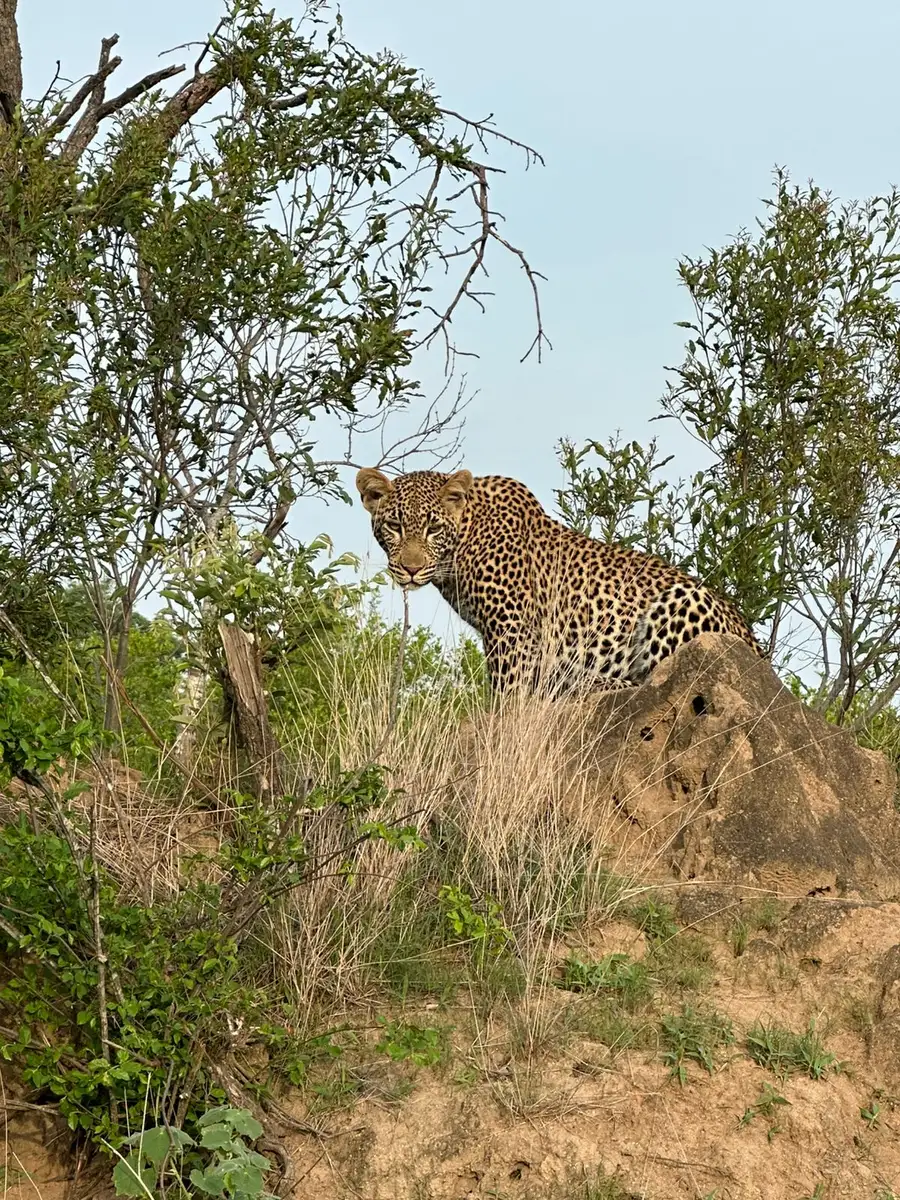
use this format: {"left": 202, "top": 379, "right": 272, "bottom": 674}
{"left": 254, "top": 628, "right": 652, "bottom": 1023}
{"left": 1, "top": 617, "right": 776, "bottom": 1044}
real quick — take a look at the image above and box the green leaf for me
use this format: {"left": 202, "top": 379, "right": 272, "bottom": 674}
{"left": 196, "top": 1105, "right": 232, "bottom": 1127}
{"left": 62, "top": 781, "right": 92, "bottom": 801}
{"left": 228, "top": 1109, "right": 263, "bottom": 1139}
{"left": 136, "top": 1127, "right": 176, "bottom": 1168}
{"left": 191, "top": 1167, "right": 227, "bottom": 1196}
{"left": 226, "top": 1164, "right": 264, "bottom": 1195}
{"left": 112, "top": 1153, "right": 156, "bottom": 1198}
{"left": 199, "top": 1124, "right": 233, "bottom": 1150}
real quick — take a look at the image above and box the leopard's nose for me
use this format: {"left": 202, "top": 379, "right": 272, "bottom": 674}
{"left": 399, "top": 547, "right": 427, "bottom": 573}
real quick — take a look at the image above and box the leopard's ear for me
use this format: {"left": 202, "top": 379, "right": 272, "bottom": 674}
{"left": 356, "top": 468, "right": 393, "bottom": 514}
{"left": 438, "top": 469, "right": 474, "bottom": 508}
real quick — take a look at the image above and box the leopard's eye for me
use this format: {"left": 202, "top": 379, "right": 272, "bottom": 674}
{"left": 382, "top": 520, "right": 401, "bottom": 536}
{"left": 425, "top": 520, "right": 441, "bottom": 537}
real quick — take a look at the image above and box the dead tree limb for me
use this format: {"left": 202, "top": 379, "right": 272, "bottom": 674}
{"left": 218, "top": 621, "right": 284, "bottom": 803}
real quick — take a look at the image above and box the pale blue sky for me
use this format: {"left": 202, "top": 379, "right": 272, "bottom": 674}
{"left": 19, "top": 1, "right": 900, "bottom": 636}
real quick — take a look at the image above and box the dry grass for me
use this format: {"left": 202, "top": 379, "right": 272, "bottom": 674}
{"left": 0, "top": 621, "right": 837, "bottom": 1057}
{"left": 7, "top": 624, "right": 900, "bottom": 1199}
{"left": 253, "top": 632, "right": 670, "bottom": 1022}
{"left": 9, "top": 622, "right": 667, "bottom": 1040}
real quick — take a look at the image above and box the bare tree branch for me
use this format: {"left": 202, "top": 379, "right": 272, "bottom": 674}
{"left": 46, "top": 71, "right": 107, "bottom": 139}
{"left": 418, "top": 164, "right": 550, "bottom": 364}
{"left": 50, "top": 29, "right": 214, "bottom": 161}
{"left": 61, "top": 35, "right": 123, "bottom": 161}
{"left": 271, "top": 90, "right": 548, "bottom": 365}
{"left": 96, "top": 63, "right": 185, "bottom": 123}
{"left": 437, "top": 107, "right": 545, "bottom": 168}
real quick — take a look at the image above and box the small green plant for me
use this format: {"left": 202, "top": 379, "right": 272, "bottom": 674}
{"left": 730, "top": 917, "right": 750, "bottom": 957}
{"left": 580, "top": 1168, "right": 642, "bottom": 1199}
{"left": 375, "top": 1019, "right": 447, "bottom": 1067}
{"left": 650, "top": 932, "right": 713, "bottom": 991}
{"left": 730, "top": 898, "right": 787, "bottom": 957}
{"left": 799, "top": 1185, "right": 827, "bottom": 1200}
{"left": 306, "top": 1064, "right": 362, "bottom": 1112}
{"left": 628, "top": 896, "right": 678, "bottom": 943}
{"left": 844, "top": 992, "right": 879, "bottom": 1051}
{"left": 861, "top": 1100, "right": 882, "bottom": 1128}
{"left": 567, "top": 998, "right": 657, "bottom": 1058}
{"left": 560, "top": 952, "right": 656, "bottom": 1059}
{"left": 659, "top": 1004, "right": 734, "bottom": 1084}
{"left": 751, "top": 897, "right": 787, "bottom": 931}
{"left": 746, "top": 1020, "right": 840, "bottom": 1080}
{"left": 438, "top": 884, "right": 511, "bottom": 965}
{"left": 558, "top": 953, "right": 653, "bottom": 1009}
{"left": 739, "top": 1082, "right": 791, "bottom": 1141}
{"left": 111, "top": 1106, "right": 274, "bottom": 1200}
{"left": 261, "top": 1027, "right": 345, "bottom": 1089}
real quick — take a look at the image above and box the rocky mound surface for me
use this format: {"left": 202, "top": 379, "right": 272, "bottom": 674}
{"left": 572, "top": 633, "right": 900, "bottom": 900}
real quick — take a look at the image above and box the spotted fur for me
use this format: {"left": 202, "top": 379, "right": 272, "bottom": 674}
{"left": 357, "top": 467, "right": 764, "bottom": 694}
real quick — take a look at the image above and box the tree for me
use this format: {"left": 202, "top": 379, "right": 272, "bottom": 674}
{"left": 0, "top": 0, "right": 545, "bottom": 731}
{"left": 557, "top": 171, "right": 900, "bottom": 723}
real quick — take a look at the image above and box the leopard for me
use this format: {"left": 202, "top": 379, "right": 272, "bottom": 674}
{"left": 356, "top": 465, "right": 765, "bottom": 695}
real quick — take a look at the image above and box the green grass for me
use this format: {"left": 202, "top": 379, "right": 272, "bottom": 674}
{"left": 746, "top": 1019, "right": 840, "bottom": 1080}
{"left": 650, "top": 932, "right": 714, "bottom": 991}
{"left": 566, "top": 996, "right": 658, "bottom": 1057}
{"left": 556, "top": 951, "right": 657, "bottom": 1059}
{"left": 730, "top": 897, "right": 788, "bottom": 956}
{"left": 581, "top": 1173, "right": 643, "bottom": 1200}
{"left": 558, "top": 952, "right": 654, "bottom": 1008}
{"left": 622, "top": 895, "right": 713, "bottom": 991}
{"left": 738, "top": 1082, "right": 791, "bottom": 1141}
{"left": 659, "top": 1004, "right": 734, "bottom": 1084}
{"left": 628, "top": 896, "right": 678, "bottom": 942}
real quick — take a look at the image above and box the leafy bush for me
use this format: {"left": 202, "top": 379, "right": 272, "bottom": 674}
{"left": 112, "top": 1106, "right": 274, "bottom": 1200}
{"left": 0, "top": 752, "right": 426, "bottom": 1149}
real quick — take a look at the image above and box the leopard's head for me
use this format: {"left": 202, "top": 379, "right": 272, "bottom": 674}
{"left": 356, "top": 467, "right": 474, "bottom": 589}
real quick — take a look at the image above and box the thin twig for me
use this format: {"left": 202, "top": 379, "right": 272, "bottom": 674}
{"left": 37, "top": 60, "right": 63, "bottom": 112}
{"left": 419, "top": 166, "right": 550, "bottom": 364}
{"left": 88, "top": 796, "right": 112, "bottom": 1068}
{"left": 437, "top": 107, "right": 546, "bottom": 167}
{"left": 384, "top": 589, "right": 411, "bottom": 755}
{"left": 272, "top": 90, "right": 549, "bottom": 365}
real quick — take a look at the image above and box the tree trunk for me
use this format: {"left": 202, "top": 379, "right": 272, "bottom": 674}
{"left": 217, "top": 621, "right": 283, "bottom": 803}
{"left": 0, "top": 0, "right": 22, "bottom": 125}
